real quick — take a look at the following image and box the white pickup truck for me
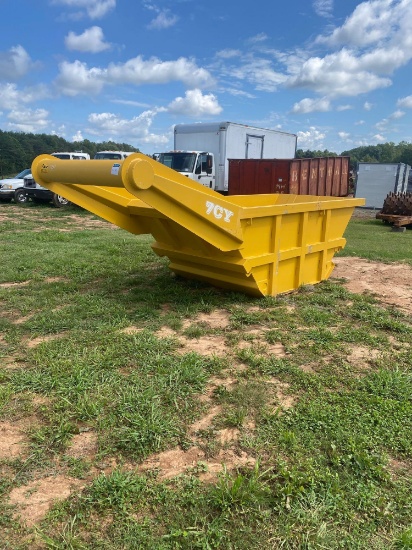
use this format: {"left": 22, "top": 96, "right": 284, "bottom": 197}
{"left": 0, "top": 168, "right": 31, "bottom": 202}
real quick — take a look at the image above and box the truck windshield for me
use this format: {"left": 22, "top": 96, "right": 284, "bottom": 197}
{"left": 15, "top": 169, "right": 31, "bottom": 179}
{"left": 94, "top": 153, "right": 123, "bottom": 160}
{"left": 158, "top": 153, "right": 196, "bottom": 173}
{"left": 52, "top": 154, "right": 71, "bottom": 159}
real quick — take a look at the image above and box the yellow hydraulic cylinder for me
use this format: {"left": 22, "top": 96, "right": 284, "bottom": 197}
{"left": 31, "top": 153, "right": 365, "bottom": 297}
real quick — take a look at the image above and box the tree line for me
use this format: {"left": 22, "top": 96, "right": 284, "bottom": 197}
{"left": 0, "top": 130, "right": 140, "bottom": 177}
{"left": 296, "top": 141, "right": 412, "bottom": 170}
{"left": 1, "top": 129, "right": 412, "bottom": 177}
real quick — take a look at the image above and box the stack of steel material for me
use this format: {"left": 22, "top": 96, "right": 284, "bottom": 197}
{"left": 376, "top": 192, "right": 412, "bottom": 229}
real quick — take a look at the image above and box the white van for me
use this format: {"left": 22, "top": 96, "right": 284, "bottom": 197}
{"left": 94, "top": 151, "right": 135, "bottom": 160}
{"left": 52, "top": 152, "right": 91, "bottom": 160}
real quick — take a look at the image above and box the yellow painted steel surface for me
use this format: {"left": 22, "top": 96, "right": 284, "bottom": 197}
{"left": 31, "top": 153, "right": 365, "bottom": 297}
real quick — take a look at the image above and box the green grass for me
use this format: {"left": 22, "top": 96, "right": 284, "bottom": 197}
{"left": 0, "top": 203, "right": 411, "bottom": 549}
{"left": 339, "top": 214, "right": 412, "bottom": 264}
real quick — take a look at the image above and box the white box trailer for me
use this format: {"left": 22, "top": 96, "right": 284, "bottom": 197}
{"left": 158, "top": 121, "right": 297, "bottom": 193}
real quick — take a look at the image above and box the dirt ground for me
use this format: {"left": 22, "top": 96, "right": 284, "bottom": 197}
{"left": 333, "top": 257, "right": 412, "bottom": 315}
{"left": 2, "top": 206, "right": 411, "bottom": 528}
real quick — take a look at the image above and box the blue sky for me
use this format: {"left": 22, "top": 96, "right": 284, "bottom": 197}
{"left": 1, "top": 0, "right": 412, "bottom": 154}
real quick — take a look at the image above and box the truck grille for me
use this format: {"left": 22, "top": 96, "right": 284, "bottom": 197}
{"left": 24, "top": 178, "right": 36, "bottom": 189}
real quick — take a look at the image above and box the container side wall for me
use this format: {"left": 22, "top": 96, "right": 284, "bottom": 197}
{"left": 228, "top": 157, "right": 350, "bottom": 196}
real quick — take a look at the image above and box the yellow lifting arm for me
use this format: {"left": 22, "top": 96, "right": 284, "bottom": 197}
{"left": 32, "top": 153, "right": 244, "bottom": 252}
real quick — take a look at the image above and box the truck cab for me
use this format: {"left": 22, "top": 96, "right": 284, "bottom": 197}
{"left": 157, "top": 151, "right": 214, "bottom": 188}
{"left": 0, "top": 168, "right": 31, "bottom": 202}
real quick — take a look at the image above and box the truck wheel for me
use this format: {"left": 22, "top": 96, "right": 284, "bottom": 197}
{"left": 14, "top": 189, "right": 29, "bottom": 204}
{"left": 52, "top": 194, "right": 70, "bottom": 208}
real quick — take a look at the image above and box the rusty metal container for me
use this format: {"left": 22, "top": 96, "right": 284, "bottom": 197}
{"left": 228, "top": 157, "right": 350, "bottom": 196}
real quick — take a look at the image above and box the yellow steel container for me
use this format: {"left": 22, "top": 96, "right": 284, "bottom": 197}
{"left": 31, "top": 153, "right": 365, "bottom": 297}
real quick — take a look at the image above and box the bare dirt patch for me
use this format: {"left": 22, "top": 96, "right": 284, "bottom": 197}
{"left": 198, "top": 450, "right": 256, "bottom": 483}
{"left": 65, "top": 214, "right": 118, "bottom": 230}
{"left": 190, "top": 405, "right": 222, "bottom": 433}
{"left": 139, "top": 447, "right": 206, "bottom": 480}
{"left": 26, "top": 333, "right": 66, "bottom": 348}
{"left": 66, "top": 431, "right": 98, "bottom": 460}
{"left": 187, "top": 310, "right": 231, "bottom": 329}
{"left": 12, "top": 314, "right": 35, "bottom": 325}
{"left": 179, "top": 335, "right": 229, "bottom": 356}
{"left": 8, "top": 476, "right": 84, "bottom": 527}
{"left": 156, "top": 326, "right": 178, "bottom": 339}
{"left": 266, "top": 380, "right": 296, "bottom": 411}
{"left": 346, "top": 346, "right": 382, "bottom": 369}
{"left": 0, "top": 422, "right": 28, "bottom": 459}
{"left": 333, "top": 257, "right": 412, "bottom": 315}
{"left": 44, "top": 277, "right": 67, "bottom": 284}
{"left": 0, "top": 281, "right": 30, "bottom": 289}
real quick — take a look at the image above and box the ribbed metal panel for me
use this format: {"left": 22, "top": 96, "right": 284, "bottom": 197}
{"left": 227, "top": 157, "right": 350, "bottom": 196}
{"left": 355, "top": 163, "right": 411, "bottom": 208}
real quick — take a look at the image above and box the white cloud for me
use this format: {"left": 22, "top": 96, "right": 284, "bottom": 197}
{"left": 286, "top": 49, "right": 392, "bottom": 97}
{"left": 72, "top": 130, "right": 83, "bottom": 141}
{"left": 375, "top": 118, "right": 388, "bottom": 131}
{"left": 0, "top": 46, "right": 34, "bottom": 81}
{"left": 364, "top": 101, "right": 373, "bottom": 110}
{"left": 223, "top": 88, "right": 256, "bottom": 98}
{"left": 216, "top": 49, "right": 241, "bottom": 59}
{"left": 313, "top": 0, "right": 333, "bottom": 18}
{"left": 65, "top": 26, "right": 110, "bottom": 52}
{"left": 297, "top": 127, "right": 326, "bottom": 149}
{"left": 397, "top": 95, "right": 412, "bottom": 108}
{"left": 0, "top": 83, "right": 49, "bottom": 110}
{"left": 87, "top": 109, "right": 169, "bottom": 146}
{"left": 285, "top": 1, "right": 412, "bottom": 98}
{"left": 55, "top": 56, "right": 215, "bottom": 96}
{"left": 167, "top": 89, "right": 222, "bottom": 117}
{"left": 7, "top": 108, "right": 49, "bottom": 132}
{"left": 52, "top": 125, "right": 66, "bottom": 137}
{"left": 375, "top": 109, "right": 405, "bottom": 131}
{"left": 355, "top": 120, "right": 365, "bottom": 125}
{"left": 222, "top": 56, "right": 286, "bottom": 92}
{"left": 214, "top": 1, "right": 412, "bottom": 103}
{"left": 337, "top": 104, "right": 353, "bottom": 111}
{"left": 55, "top": 60, "right": 105, "bottom": 96}
{"left": 292, "top": 97, "right": 331, "bottom": 114}
{"left": 315, "top": 0, "right": 409, "bottom": 48}
{"left": 112, "top": 99, "right": 151, "bottom": 108}
{"left": 51, "top": 0, "right": 116, "bottom": 19}
{"left": 248, "top": 33, "right": 268, "bottom": 44}
{"left": 372, "top": 133, "right": 386, "bottom": 142}
{"left": 390, "top": 109, "right": 405, "bottom": 119}
{"left": 148, "top": 10, "right": 178, "bottom": 29}
{"left": 338, "top": 131, "right": 350, "bottom": 139}
{"left": 107, "top": 56, "right": 214, "bottom": 88}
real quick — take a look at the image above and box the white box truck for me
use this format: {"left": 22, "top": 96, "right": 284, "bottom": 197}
{"left": 157, "top": 121, "right": 297, "bottom": 193}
